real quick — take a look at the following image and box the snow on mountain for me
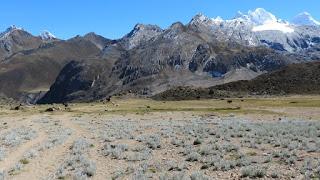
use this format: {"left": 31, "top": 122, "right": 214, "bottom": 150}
{"left": 247, "top": 8, "right": 277, "bottom": 25}
{"left": 207, "top": 8, "right": 294, "bottom": 34}
{"left": 252, "top": 22, "right": 294, "bottom": 33}
{"left": 212, "top": 16, "right": 223, "bottom": 22}
{"left": 40, "top": 30, "right": 56, "bottom": 40}
{"left": 122, "top": 23, "right": 163, "bottom": 49}
{"left": 0, "top": 26, "right": 56, "bottom": 41}
{"left": 189, "top": 8, "right": 320, "bottom": 52}
{"left": 191, "top": 13, "right": 215, "bottom": 26}
{"left": 0, "top": 25, "right": 44, "bottom": 61}
{"left": 0, "top": 25, "right": 23, "bottom": 39}
{"left": 292, "top": 12, "right": 320, "bottom": 26}
{"left": 235, "top": 8, "right": 294, "bottom": 33}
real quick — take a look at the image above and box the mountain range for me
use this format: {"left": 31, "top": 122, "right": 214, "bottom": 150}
{"left": 0, "top": 8, "right": 320, "bottom": 103}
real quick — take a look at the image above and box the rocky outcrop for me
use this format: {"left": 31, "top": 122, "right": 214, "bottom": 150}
{"left": 38, "top": 60, "right": 107, "bottom": 104}
{"left": 38, "top": 22, "right": 293, "bottom": 103}
{"left": 119, "top": 24, "right": 163, "bottom": 49}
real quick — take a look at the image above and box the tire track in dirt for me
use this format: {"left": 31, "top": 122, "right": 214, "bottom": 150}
{"left": 1, "top": 114, "right": 111, "bottom": 179}
{"left": 14, "top": 114, "right": 104, "bottom": 179}
{"left": 10, "top": 115, "right": 78, "bottom": 180}
{"left": 12, "top": 136, "right": 76, "bottom": 179}
{"left": 0, "top": 129, "right": 47, "bottom": 172}
{"left": 53, "top": 115, "right": 112, "bottom": 179}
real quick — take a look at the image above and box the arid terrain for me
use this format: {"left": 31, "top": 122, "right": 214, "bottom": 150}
{"left": 1, "top": 2, "right": 320, "bottom": 180}
{"left": 0, "top": 96, "right": 319, "bottom": 179}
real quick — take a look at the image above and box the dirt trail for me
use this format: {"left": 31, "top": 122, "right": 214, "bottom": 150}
{"left": 0, "top": 130, "right": 47, "bottom": 172}
{"left": 59, "top": 115, "right": 112, "bottom": 179}
{"left": 11, "top": 114, "right": 110, "bottom": 179}
{"left": 13, "top": 135, "right": 74, "bottom": 179}
{"left": 11, "top": 115, "right": 77, "bottom": 179}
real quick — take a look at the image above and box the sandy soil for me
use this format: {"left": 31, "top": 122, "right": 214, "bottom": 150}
{"left": 0, "top": 96, "right": 319, "bottom": 179}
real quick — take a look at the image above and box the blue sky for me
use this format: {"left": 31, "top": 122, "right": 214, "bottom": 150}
{"left": 1, "top": 0, "right": 319, "bottom": 39}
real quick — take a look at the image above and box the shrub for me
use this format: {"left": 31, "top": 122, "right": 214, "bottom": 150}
{"left": 0, "top": 148, "right": 5, "bottom": 161}
{"left": 186, "top": 152, "right": 201, "bottom": 162}
{"left": 300, "top": 158, "right": 320, "bottom": 178}
{"left": 246, "top": 151, "right": 257, "bottom": 156}
{"left": 19, "top": 158, "right": 29, "bottom": 165}
{"left": 222, "top": 143, "right": 239, "bottom": 152}
{"left": 271, "top": 171, "right": 279, "bottom": 178}
{"left": 215, "top": 160, "right": 236, "bottom": 171}
{"left": 0, "top": 170, "right": 5, "bottom": 180}
{"left": 241, "top": 166, "right": 266, "bottom": 178}
{"left": 198, "top": 145, "right": 215, "bottom": 156}
{"left": 126, "top": 150, "right": 151, "bottom": 161}
{"left": 103, "top": 144, "right": 128, "bottom": 159}
{"left": 85, "top": 161, "right": 96, "bottom": 177}
{"left": 8, "top": 162, "right": 23, "bottom": 175}
{"left": 137, "top": 134, "right": 161, "bottom": 150}
{"left": 71, "top": 138, "right": 91, "bottom": 154}
{"left": 305, "top": 143, "right": 317, "bottom": 153}
{"left": 190, "top": 172, "right": 209, "bottom": 180}
{"left": 167, "top": 161, "right": 187, "bottom": 171}
{"left": 171, "top": 138, "right": 184, "bottom": 147}
{"left": 193, "top": 138, "right": 202, "bottom": 145}
{"left": 241, "top": 167, "right": 251, "bottom": 178}
{"left": 1, "top": 127, "right": 37, "bottom": 147}
{"left": 24, "top": 149, "right": 38, "bottom": 159}
{"left": 159, "top": 172, "right": 189, "bottom": 180}
{"left": 262, "top": 156, "right": 272, "bottom": 163}
{"left": 55, "top": 138, "right": 96, "bottom": 178}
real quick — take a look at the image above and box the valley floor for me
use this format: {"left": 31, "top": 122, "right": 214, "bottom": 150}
{"left": 0, "top": 96, "right": 320, "bottom": 179}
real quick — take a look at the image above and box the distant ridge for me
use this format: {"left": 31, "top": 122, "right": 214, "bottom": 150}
{"left": 153, "top": 61, "right": 320, "bottom": 101}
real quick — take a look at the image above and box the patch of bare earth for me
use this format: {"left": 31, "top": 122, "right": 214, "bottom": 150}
{"left": 0, "top": 101, "right": 319, "bottom": 179}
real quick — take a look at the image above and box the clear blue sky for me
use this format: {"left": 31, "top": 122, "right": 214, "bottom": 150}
{"left": 1, "top": 0, "right": 319, "bottom": 40}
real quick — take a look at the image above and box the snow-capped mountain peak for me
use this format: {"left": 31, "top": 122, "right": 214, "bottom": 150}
{"left": 192, "top": 13, "right": 210, "bottom": 22}
{"left": 0, "top": 25, "right": 23, "bottom": 39}
{"left": 247, "top": 8, "right": 277, "bottom": 25}
{"left": 229, "top": 8, "right": 294, "bottom": 33}
{"left": 40, "top": 30, "right": 56, "bottom": 40}
{"left": 234, "top": 11, "right": 249, "bottom": 21}
{"left": 190, "top": 13, "right": 215, "bottom": 26}
{"left": 6, "top": 25, "right": 23, "bottom": 32}
{"left": 212, "top": 16, "right": 223, "bottom": 21}
{"left": 291, "top": 12, "right": 320, "bottom": 26}
{"left": 211, "top": 16, "right": 224, "bottom": 24}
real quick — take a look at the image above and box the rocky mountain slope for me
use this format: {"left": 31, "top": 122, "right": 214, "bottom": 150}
{"left": 153, "top": 61, "right": 320, "bottom": 100}
{"left": 83, "top": 32, "right": 115, "bottom": 50}
{"left": 38, "top": 9, "right": 320, "bottom": 103}
{"left": 211, "top": 61, "right": 320, "bottom": 95}
{"left": 38, "top": 22, "right": 294, "bottom": 103}
{"left": 0, "top": 26, "right": 43, "bottom": 61}
{"left": 0, "top": 8, "right": 319, "bottom": 103}
{"left": 0, "top": 32, "right": 104, "bottom": 102}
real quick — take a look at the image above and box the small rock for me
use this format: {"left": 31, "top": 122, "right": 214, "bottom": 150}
{"left": 45, "top": 107, "right": 56, "bottom": 112}
{"left": 11, "top": 104, "right": 23, "bottom": 110}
